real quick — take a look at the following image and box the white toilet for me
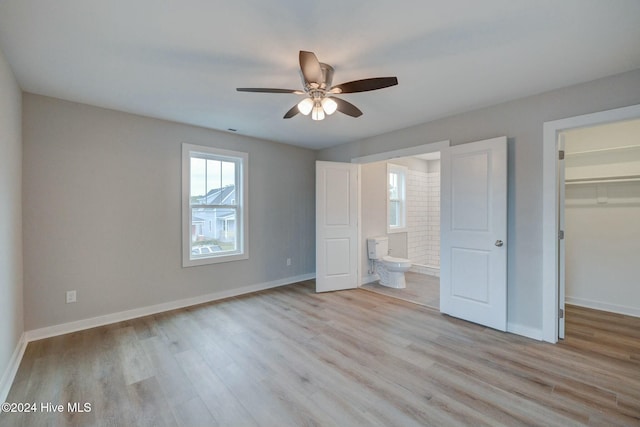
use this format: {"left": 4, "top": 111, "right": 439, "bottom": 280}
{"left": 367, "top": 236, "right": 412, "bottom": 289}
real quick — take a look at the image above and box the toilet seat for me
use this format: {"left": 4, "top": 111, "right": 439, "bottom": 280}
{"left": 382, "top": 255, "right": 412, "bottom": 270}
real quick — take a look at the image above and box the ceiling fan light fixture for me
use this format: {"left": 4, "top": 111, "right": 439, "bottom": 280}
{"left": 311, "top": 102, "right": 325, "bottom": 121}
{"left": 297, "top": 97, "right": 314, "bottom": 115}
{"left": 237, "top": 51, "right": 398, "bottom": 121}
{"left": 321, "top": 97, "right": 338, "bottom": 115}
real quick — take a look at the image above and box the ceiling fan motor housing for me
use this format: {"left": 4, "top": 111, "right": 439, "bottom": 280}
{"left": 302, "top": 63, "right": 334, "bottom": 94}
{"left": 319, "top": 63, "right": 334, "bottom": 89}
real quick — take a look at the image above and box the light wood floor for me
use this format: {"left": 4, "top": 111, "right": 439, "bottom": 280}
{"left": 2, "top": 282, "right": 639, "bottom": 426}
{"left": 361, "top": 272, "right": 440, "bottom": 309}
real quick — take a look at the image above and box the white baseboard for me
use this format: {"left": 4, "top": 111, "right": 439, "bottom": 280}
{"left": 360, "top": 274, "right": 379, "bottom": 286}
{"left": 2, "top": 274, "right": 311, "bottom": 402}
{"left": 26, "top": 273, "right": 315, "bottom": 342}
{"left": 507, "top": 322, "right": 543, "bottom": 341}
{"left": 409, "top": 265, "right": 440, "bottom": 277}
{"left": 0, "top": 333, "right": 27, "bottom": 402}
{"left": 565, "top": 296, "right": 640, "bottom": 318}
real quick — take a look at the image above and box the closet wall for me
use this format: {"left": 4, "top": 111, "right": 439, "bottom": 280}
{"left": 564, "top": 119, "right": 640, "bottom": 317}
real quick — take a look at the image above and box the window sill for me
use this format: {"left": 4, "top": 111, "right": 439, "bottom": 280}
{"left": 387, "top": 227, "right": 408, "bottom": 234}
{"left": 183, "top": 252, "right": 248, "bottom": 267}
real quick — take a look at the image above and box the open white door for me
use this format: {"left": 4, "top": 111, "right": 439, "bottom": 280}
{"left": 440, "top": 136, "right": 508, "bottom": 331}
{"left": 316, "top": 161, "right": 359, "bottom": 292}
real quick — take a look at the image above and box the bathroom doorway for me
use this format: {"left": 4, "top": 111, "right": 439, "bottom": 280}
{"left": 358, "top": 150, "right": 442, "bottom": 309}
{"left": 322, "top": 136, "right": 508, "bottom": 331}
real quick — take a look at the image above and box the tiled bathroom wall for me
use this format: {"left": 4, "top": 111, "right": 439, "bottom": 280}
{"left": 407, "top": 169, "right": 428, "bottom": 263}
{"left": 426, "top": 160, "right": 440, "bottom": 268}
{"left": 407, "top": 160, "right": 440, "bottom": 276}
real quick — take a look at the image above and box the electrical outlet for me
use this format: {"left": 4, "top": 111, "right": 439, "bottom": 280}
{"left": 286, "top": 258, "right": 291, "bottom": 266}
{"left": 66, "top": 290, "right": 77, "bottom": 304}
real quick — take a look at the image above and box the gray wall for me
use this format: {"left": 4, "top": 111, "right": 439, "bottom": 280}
{"left": 0, "top": 48, "right": 23, "bottom": 385}
{"left": 319, "top": 69, "right": 640, "bottom": 333}
{"left": 22, "top": 94, "right": 316, "bottom": 330}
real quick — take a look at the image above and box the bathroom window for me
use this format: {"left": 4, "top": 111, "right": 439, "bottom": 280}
{"left": 387, "top": 163, "right": 408, "bottom": 233}
{"left": 182, "top": 143, "right": 248, "bottom": 267}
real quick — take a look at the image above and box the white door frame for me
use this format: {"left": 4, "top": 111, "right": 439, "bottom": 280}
{"left": 351, "top": 140, "right": 450, "bottom": 164}
{"left": 557, "top": 133, "right": 566, "bottom": 340}
{"left": 541, "top": 103, "right": 640, "bottom": 343}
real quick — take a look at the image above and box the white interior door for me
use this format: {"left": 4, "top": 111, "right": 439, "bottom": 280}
{"left": 316, "top": 161, "right": 359, "bottom": 292}
{"left": 558, "top": 133, "right": 566, "bottom": 339}
{"left": 440, "top": 136, "right": 508, "bottom": 331}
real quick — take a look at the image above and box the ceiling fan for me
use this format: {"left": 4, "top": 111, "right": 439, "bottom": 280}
{"left": 237, "top": 51, "right": 398, "bottom": 121}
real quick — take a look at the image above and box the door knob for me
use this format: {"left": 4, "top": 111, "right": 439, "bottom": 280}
{"left": 495, "top": 240, "right": 504, "bottom": 247}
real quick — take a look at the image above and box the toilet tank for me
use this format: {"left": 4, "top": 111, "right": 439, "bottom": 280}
{"left": 367, "top": 236, "right": 389, "bottom": 260}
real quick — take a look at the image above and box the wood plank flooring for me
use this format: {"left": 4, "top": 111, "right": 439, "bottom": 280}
{"left": 2, "top": 281, "right": 639, "bottom": 426}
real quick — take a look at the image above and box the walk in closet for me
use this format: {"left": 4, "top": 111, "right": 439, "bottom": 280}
{"left": 563, "top": 119, "right": 640, "bottom": 317}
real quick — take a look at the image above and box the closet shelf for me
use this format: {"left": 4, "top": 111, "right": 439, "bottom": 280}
{"left": 566, "top": 174, "right": 640, "bottom": 185}
{"left": 565, "top": 144, "right": 640, "bottom": 158}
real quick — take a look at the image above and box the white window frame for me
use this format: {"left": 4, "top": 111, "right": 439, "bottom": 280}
{"left": 387, "top": 163, "right": 408, "bottom": 233}
{"left": 182, "top": 143, "right": 248, "bottom": 267}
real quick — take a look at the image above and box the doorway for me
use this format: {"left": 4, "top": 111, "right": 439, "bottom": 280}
{"left": 561, "top": 119, "right": 640, "bottom": 339}
{"left": 317, "top": 137, "right": 508, "bottom": 332}
{"left": 542, "top": 103, "right": 640, "bottom": 343}
{"left": 358, "top": 152, "right": 441, "bottom": 309}
{"left": 349, "top": 142, "right": 447, "bottom": 309}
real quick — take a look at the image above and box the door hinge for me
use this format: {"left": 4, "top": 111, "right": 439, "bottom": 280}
{"left": 559, "top": 308, "right": 564, "bottom": 319}
{"left": 558, "top": 230, "right": 564, "bottom": 240}
{"left": 559, "top": 150, "right": 565, "bottom": 160}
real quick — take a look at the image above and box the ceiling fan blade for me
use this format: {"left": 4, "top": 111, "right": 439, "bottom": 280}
{"left": 330, "top": 77, "right": 398, "bottom": 94}
{"left": 283, "top": 104, "right": 299, "bottom": 119}
{"left": 331, "top": 97, "right": 363, "bottom": 118}
{"left": 237, "top": 88, "right": 304, "bottom": 94}
{"left": 299, "top": 51, "right": 323, "bottom": 85}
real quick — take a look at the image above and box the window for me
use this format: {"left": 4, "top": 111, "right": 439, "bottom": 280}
{"left": 387, "top": 163, "right": 407, "bottom": 232}
{"left": 182, "top": 143, "right": 248, "bottom": 266}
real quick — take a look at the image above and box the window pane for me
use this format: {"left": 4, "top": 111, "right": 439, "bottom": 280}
{"left": 389, "top": 173, "right": 399, "bottom": 199}
{"left": 191, "top": 207, "right": 238, "bottom": 258}
{"left": 190, "top": 158, "right": 206, "bottom": 203}
{"left": 206, "top": 159, "right": 221, "bottom": 197}
{"left": 220, "top": 161, "right": 237, "bottom": 205}
{"left": 389, "top": 201, "right": 399, "bottom": 227}
{"left": 221, "top": 161, "right": 235, "bottom": 188}
{"left": 191, "top": 158, "right": 237, "bottom": 206}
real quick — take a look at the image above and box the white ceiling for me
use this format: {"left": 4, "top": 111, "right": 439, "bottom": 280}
{"left": 1, "top": 1, "right": 639, "bottom": 150}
